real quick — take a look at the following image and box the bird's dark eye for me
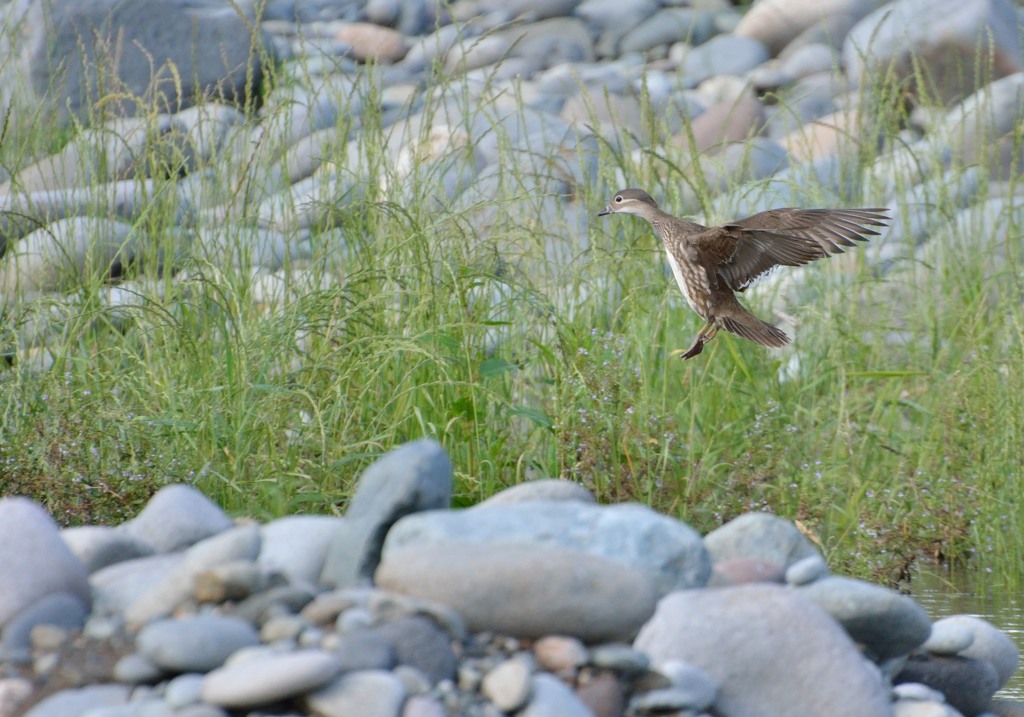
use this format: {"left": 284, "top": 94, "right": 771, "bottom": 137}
{"left": 614, "top": 195, "right": 623, "bottom": 203}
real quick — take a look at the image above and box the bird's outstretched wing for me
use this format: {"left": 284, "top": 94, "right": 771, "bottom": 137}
{"left": 691, "top": 208, "right": 889, "bottom": 292}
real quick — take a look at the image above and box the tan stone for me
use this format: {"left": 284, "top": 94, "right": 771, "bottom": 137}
{"left": 333, "top": 22, "right": 409, "bottom": 63}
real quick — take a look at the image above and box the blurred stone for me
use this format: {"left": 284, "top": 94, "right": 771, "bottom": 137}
{"left": 844, "top": 0, "right": 1022, "bottom": 104}
{"left": 636, "top": 584, "right": 891, "bottom": 717}
{"left": 12, "top": 0, "right": 263, "bottom": 126}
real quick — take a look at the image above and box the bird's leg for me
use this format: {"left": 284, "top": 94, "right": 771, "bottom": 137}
{"left": 677, "top": 322, "right": 718, "bottom": 360}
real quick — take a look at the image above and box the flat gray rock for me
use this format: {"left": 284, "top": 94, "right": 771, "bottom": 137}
{"left": 383, "top": 500, "right": 709, "bottom": 594}
{"left": 136, "top": 615, "right": 260, "bottom": 673}
{"left": 704, "top": 512, "right": 821, "bottom": 569}
{"left": 0, "top": 498, "right": 91, "bottom": 629}
{"left": 635, "top": 583, "right": 892, "bottom": 717}
{"left": 202, "top": 649, "right": 342, "bottom": 709}
{"left": 120, "top": 484, "right": 234, "bottom": 553}
{"left": 320, "top": 439, "right": 453, "bottom": 589}
{"left": 376, "top": 542, "right": 659, "bottom": 642}
{"left": 797, "top": 576, "right": 932, "bottom": 660}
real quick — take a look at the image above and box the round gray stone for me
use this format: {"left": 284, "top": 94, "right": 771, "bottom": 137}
{"left": 635, "top": 584, "right": 892, "bottom": 717}
{"left": 120, "top": 484, "right": 233, "bottom": 553}
{"left": 136, "top": 615, "right": 260, "bottom": 673}
{"left": 936, "top": 615, "right": 1020, "bottom": 689}
{"left": 704, "top": 512, "right": 821, "bottom": 569}
{"left": 797, "top": 576, "right": 932, "bottom": 660}
{"left": 302, "top": 669, "right": 406, "bottom": 717}
{"left": 0, "top": 498, "right": 91, "bottom": 628}
{"left": 923, "top": 620, "right": 974, "bottom": 656}
{"left": 202, "top": 649, "right": 342, "bottom": 709}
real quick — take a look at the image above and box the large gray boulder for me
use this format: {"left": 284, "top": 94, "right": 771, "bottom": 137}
{"left": 636, "top": 583, "right": 892, "bottom": 717}
{"left": 6, "top": 0, "right": 265, "bottom": 126}
{"left": 843, "top": 0, "right": 1022, "bottom": 104}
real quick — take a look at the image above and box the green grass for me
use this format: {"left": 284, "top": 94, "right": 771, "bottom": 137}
{"left": 2, "top": 42, "right": 1023, "bottom": 584}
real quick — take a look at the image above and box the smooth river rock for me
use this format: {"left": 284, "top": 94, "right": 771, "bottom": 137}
{"left": 635, "top": 583, "right": 892, "bottom": 717}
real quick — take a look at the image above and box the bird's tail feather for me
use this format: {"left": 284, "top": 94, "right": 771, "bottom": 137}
{"left": 719, "top": 314, "right": 790, "bottom": 348}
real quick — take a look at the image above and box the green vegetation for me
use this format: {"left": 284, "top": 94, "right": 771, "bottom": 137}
{"left": 1, "top": 52, "right": 1023, "bottom": 585}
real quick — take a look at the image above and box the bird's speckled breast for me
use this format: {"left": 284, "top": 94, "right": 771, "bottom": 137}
{"left": 663, "top": 246, "right": 709, "bottom": 318}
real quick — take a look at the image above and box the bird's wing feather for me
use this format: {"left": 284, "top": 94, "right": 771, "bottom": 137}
{"left": 692, "top": 208, "right": 888, "bottom": 292}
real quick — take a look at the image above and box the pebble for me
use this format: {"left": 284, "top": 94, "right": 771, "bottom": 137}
{"left": 785, "top": 554, "right": 830, "bottom": 585}
{"left": 533, "top": 636, "right": 588, "bottom": 675}
{"left": 481, "top": 655, "right": 534, "bottom": 712}
{"left": 201, "top": 649, "right": 342, "bottom": 709}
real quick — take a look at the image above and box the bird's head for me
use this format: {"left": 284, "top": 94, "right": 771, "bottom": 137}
{"left": 597, "top": 188, "right": 660, "bottom": 217}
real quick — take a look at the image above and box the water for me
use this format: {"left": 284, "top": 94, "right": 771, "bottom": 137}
{"left": 910, "top": 563, "right": 1024, "bottom": 700}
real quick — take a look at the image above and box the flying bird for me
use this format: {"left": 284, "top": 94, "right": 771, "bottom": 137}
{"left": 598, "top": 188, "right": 888, "bottom": 359}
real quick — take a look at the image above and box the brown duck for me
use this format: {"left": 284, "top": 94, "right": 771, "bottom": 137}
{"left": 598, "top": 188, "right": 889, "bottom": 359}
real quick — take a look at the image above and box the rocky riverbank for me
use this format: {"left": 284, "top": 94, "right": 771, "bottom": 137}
{"left": 1, "top": 0, "right": 1024, "bottom": 362}
{"left": 0, "top": 439, "right": 1021, "bottom": 717}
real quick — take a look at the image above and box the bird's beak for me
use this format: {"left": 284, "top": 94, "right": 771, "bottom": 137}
{"left": 597, "top": 206, "right": 612, "bottom": 216}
